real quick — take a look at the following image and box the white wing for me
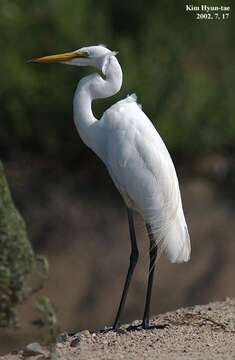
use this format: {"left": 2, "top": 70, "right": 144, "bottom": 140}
{"left": 97, "top": 95, "right": 190, "bottom": 263}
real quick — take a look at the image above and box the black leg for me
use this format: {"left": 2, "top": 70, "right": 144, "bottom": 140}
{"left": 142, "top": 224, "right": 158, "bottom": 329}
{"left": 113, "top": 207, "right": 139, "bottom": 330}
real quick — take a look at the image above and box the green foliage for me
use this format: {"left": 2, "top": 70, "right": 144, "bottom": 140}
{"left": 33, "top": 296, "right": 60, "bottom": 357}
{"left": 0, "top": 160, "right": 48, "bottom": 327}
{"left": 0, "top": 160, "right": 34, "bottom": 326}
{"left": 0, "top": 160, "right": 59, "bottom": 354}
{"left": 0, "top": 1, "right": 234, "bottom": 157}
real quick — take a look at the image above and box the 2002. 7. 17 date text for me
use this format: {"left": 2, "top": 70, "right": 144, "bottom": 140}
{"left": 196, "top": 13, "right": 229, "bottom": 20}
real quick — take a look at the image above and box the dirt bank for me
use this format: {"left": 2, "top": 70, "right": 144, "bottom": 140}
{"left": 2, "top": 298, "right": 235, "bottom": 359}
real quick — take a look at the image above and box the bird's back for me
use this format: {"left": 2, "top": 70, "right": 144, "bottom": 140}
{"left": 97, "top": 95, "right": 190, "bottom": 263}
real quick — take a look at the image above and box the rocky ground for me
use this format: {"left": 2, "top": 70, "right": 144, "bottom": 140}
{"left": 1, "top": 298, "right": 235, "bottom": 360}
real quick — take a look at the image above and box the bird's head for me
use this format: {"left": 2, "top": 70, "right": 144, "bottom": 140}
{"left": 28, "top": 45, "right": 118, "bottom": 71}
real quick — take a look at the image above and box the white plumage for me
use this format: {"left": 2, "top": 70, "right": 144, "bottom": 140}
{"left": 30, "top": 44, "right": 191, "bottom": 329}
{"left": 100, "top": 94, "right": 190, "bottom": 263}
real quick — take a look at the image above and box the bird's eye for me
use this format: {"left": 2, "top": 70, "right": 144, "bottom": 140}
{"left": 75, "top": 50, "right": 90, "bottom": 58}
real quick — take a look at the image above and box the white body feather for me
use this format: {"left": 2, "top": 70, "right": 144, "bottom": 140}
{"left": 72, "top": 47, "right": 191, "bottom": 264}
{"left": 97, "top": 95, "right": 190, "bottom": 263}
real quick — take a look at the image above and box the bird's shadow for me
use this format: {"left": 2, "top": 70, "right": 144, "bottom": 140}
{"left": 68, "top": 322, "right": 169, "bottom": 338}
{"left": 99, "top": 323, "right": 169, "bottom": 335}
{"left": 126, "top": 323, "right": 169, "bottom": 332}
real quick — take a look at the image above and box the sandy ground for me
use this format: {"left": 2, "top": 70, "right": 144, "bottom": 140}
{"left": 1, "top": 298, "right": 235, "bottom": 360}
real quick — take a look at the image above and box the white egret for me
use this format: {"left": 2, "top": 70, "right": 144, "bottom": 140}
{"left": 29, "top": 45, "right": 191, "bottom": 330}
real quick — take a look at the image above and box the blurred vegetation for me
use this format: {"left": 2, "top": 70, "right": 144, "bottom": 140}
{"left": 0, "top": 0, "right": 234, "bottom": 161}
{"left": 33, "top": 296, "right": 60, "bottom": 356}
{"left": 0, "top": 159, "right": 59, "bottom": 352}
{"left": 0, "top": 159, "right": 35, "bottom": 326}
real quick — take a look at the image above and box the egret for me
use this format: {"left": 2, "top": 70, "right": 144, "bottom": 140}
{"left": 29, "top": 45, "right": 191, "bottom": 330}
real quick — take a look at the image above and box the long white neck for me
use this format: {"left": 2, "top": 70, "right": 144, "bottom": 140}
{"left": 73, "top": 55, "right": 122, "bottom": 155}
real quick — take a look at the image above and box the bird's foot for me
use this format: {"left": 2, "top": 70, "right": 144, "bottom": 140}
{"left": 142, "top": 320, "right": 169, "bottom": 330}
{"left": 112, "top": 322, "right": 119, "bottom": 332}
{"left": 126, "top": 321, "right": 151, "bottom": 331}
{"left": 142, "top": 318, "right": 150, "bottom": 329}
{"left": 112, "top": 323, "right": 127, "bottom": 334}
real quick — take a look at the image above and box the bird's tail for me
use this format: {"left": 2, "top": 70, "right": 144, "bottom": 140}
{"left": 163, "top": 220, "right": 191, "bottom": 263}
{"left": 147, "top": 213, "right": 191, "bottom": 265}
{"left": 142, "top": 190, "right": 190, "bottom": 265}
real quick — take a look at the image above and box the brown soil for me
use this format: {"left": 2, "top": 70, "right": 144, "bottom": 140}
{"left": 1, "top": 298, "right": 235, "bottom": 359}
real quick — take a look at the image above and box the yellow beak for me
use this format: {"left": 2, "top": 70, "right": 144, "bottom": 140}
{"left": 28, "top": 50, "right": 88, "bottom": 64}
